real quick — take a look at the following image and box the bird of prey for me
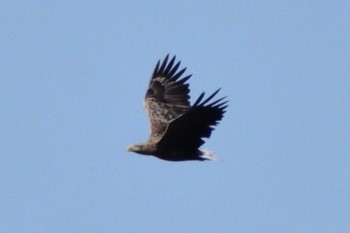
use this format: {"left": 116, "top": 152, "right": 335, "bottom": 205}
{"left": 127, "top": 55, "right": 228, "bottom": 161}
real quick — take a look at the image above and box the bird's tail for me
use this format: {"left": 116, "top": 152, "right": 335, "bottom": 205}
{"left": 200, "top": 149, "right": 219, "bottom": 161}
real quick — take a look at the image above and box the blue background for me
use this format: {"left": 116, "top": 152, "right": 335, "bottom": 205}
{"left": 1, "top": 1, "right": 349, "bottom": 232}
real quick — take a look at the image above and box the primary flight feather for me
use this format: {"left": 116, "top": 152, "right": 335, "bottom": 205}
{"left": 127, "top": 55, "right": 228, "bottom": 161}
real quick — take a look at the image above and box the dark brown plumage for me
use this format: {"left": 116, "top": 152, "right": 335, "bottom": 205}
{"left": 127, "top": 55, "right": 228, "bottom": 161}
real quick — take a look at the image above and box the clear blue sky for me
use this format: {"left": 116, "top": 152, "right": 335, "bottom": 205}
{"left": 1, "top": 1, "right": 349, "bottom": 232}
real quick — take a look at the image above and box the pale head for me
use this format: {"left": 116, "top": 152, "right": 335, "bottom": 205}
{"left": 127, "top": 144, "right": 152, "bottom": 155}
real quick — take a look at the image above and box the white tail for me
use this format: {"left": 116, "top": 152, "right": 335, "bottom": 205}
{"left": 200, "top": 149, "right": 219, "bottom": 161}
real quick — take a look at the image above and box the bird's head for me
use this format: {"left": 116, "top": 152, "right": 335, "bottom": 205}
{"left": 127, "top": 144, "right": 143, "bottom": 152}
{"left": 127, "top": 144, "right": 151, "bottom": 155}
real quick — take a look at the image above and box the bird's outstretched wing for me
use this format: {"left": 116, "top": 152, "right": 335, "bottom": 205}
{"left": 144, "top": 55, "right": 192, "bottom": 142}
{"left": 158, "top": 89, "right": 228, "bottom": 151}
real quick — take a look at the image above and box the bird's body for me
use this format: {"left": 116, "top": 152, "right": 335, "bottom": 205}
{"left": 127, "top": 55, "right": 228, "bottom": 161}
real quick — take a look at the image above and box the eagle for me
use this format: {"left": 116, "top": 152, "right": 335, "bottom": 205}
{"left": 127, "top": 55, "right": 228, "bottom": 161}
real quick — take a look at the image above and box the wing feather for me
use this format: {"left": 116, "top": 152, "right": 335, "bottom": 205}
{"left": 158, "top": 89, "right": 228, "bottom": 150}
{"left": 144, "top": 55, "right": 191, "bottom": 142}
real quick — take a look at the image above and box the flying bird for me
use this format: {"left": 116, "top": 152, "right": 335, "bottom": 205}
{"left": 127, "top": 55, "right": 228, "bottom": 161}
